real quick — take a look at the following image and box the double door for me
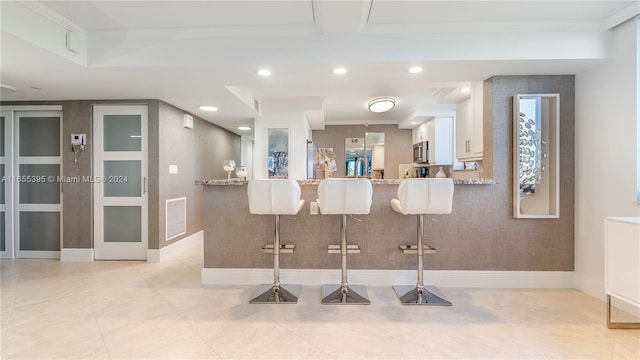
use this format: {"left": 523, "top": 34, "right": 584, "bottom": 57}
{"left": 0, "top": 105, "right": 148, "bottom": 260}
{"left": 0, "top": 108, "right": 62, "bottom": 259}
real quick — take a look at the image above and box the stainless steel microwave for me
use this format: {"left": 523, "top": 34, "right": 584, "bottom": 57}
{"left": 413, "top": 141, "right": 428, "bottom": 163}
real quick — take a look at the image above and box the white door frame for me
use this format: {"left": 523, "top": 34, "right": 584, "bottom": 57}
{"left": 93, "top": 105, "right": 148, "bottom": 260}
{"left": 14, "top": 110, "right": 63, "bottom": 259}
{"left": 0, "top": 111, "right": 14, "bottom": 259}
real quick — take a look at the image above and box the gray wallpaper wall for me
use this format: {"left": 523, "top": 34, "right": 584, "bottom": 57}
{"left": 1, "top": 99, "right": 241, "bottom": 252}
{"left": 2, "top": 74, "right": 574, "bottom": 269}
{"left": 156, "top": 101, "right": 240, "bottom": 249}
{"left": 204, "top": 75, "right": 575, "bottom": 271}
{"left": 312, "top": 124, "right": 413, "bottom": 179}
{"left": 61, "top": 101, "right": 93, "bottom": 249}
{"left": 445, "top": 75, "right": 575, "bottom": 270}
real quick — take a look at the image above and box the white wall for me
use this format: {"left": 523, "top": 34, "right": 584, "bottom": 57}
{"left": 575, "top": 18, "right": 640, "bottom": 300}
{"left": 240, "top": 137, "right": 253, "bottom": 180}
{"left": 253, "top": 113, "right": 310, "bottom": 180}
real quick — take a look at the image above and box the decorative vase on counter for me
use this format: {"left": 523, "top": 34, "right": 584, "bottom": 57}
{"left": 435, "top": 166, "right": 446, "bottom": 178}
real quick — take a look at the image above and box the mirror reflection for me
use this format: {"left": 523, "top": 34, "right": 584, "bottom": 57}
{"left": 366, "top": 132, "right": 385, "bottom": 179}
{"left": 345, "top": 137, "right": 366, "bottom": 177}
{"left": 267, "top": 128, "right": 289, "bottom": 178}
{"left": 344, "top": 132, "right": 385, "bottom": 178}
{"left": 513, "top": 94, "right": 559, "bottom": 218}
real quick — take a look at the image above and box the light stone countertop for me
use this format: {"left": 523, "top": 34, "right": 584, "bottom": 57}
{"left": 197, "top": 178, "right": 496, "bottom": 186}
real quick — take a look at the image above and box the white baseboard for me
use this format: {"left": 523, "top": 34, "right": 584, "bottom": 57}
{"left": 575, "top": 272, "right": 640, "bottom": 318}
{"left": 147, "top": 230, "right": 203, "bottom": 263}
{"left": 202, "top": 268, "right": 576, "bottom": 288}
{"left": 60, "top": 248, "right": 94, "bottom": 262}
{"left": 574, "top": 272, "right": 605, "bottom": 300}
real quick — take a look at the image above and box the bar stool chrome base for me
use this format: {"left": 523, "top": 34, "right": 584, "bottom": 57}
{"left": 393, "top": 285, "right": 451, "bottom": 306}
{"left": 250, "top": 284, "right": 301, "bottom": 304}
{"left": 394, "top": 214, "right": 452, "bottom": 306}
{"left": 321, "top": 213, "right": 370, "bottom": 305}
{"left": 321, "top": 284, "right": 370, "bottom": 305}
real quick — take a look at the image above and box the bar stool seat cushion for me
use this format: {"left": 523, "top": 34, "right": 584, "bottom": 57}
{"left": 248, "top": 179, "right": 305, "bottom": 215}
{"left": 390, "top": 179, "right": 454, "bottom": 215}
{"left": 317, "top": 178, "right": 373, "bottom": 215}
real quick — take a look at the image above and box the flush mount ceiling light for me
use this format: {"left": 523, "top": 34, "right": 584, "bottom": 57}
{"left": 199, "top": 105, "right": 218, "bottom": 112}
{"left": 237, "top": 126, "right": 251, "bottom": 131}
{"left": 408, "top": 66, "right": 423, "bottom": 74}
{"left": 257, "top": 69, "right": 271, "bottom": 77}
{"left": 461, "top": 87, "right": 470, "bottom": 93}
{"left": 368, "top": 97, "right": 396, "bottom": 113}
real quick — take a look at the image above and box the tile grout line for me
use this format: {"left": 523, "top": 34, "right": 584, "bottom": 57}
{"left": 88, "top": 297, "right": 113, "bottom": 360}
{"left": 133, "top": 260, "right": 225, "bottom": 360}
{"left": 154, "top": 290, "right": 225, "bottom": 360}
{"left": 84, "top": 262, "right": 112, "bottom": 360}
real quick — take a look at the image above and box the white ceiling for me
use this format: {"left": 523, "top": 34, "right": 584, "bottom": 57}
{"left": 1, "top": 0, "right": 637, "bottom": 136}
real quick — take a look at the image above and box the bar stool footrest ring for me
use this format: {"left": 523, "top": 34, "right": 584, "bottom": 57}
{"left": 399, "top": 245, "right": 436, "bottom": 255}
{"left": 327, "top": 244, "right": 360, "bottom": 254}
{"left": 261, "top": 244, "right": 295, "bottom": 253}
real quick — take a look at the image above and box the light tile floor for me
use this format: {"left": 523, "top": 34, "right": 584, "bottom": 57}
{"left": 1, "top": 240, "right": 639, "bottom": 359}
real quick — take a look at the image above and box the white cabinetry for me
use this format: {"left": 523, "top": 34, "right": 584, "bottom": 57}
{"left": 412, "top": 117, "right": 453, "bottom": 166}
{"left": 371, "top": 144, "right": 384, "bottom": 170}
{"left": 412, "top": 122, "right": 428, "bottom": 144}
{"left": 456, "top": 82, "right": 483, "bottom": 161}
{"left": 426, "top": 117, "right": 453, "bottom": 165}
{"left": 605, "top": 217, "right": 640, "bottom": 328}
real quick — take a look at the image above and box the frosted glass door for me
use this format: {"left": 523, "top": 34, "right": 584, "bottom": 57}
{"left": 93, "top": 105, "right": 148, "bottom": 260}
{"left": 0, "top": 112, "right": 12, "bottom": 258}
{"left": 15, "top": 111, "right": 62, "bottom": 259}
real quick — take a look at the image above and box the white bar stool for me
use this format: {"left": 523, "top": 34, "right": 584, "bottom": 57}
{"left": 317, "top": 178, "right": 373, "bottom": 305}
{"left": 247, "top": 179, "right": 305, "bottom": 304}
{"left": 390, "top": 178, "right": 454, "bottom": 305}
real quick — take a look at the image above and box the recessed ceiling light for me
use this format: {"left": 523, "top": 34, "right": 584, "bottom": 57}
{"left": 199, "top": 105, "right": 218, "bottom": 112}
{"left": 411, "top": 121, "right": 417, "bottom": 125}
{"left": 409, "top": 66, "right": 423, "bottom": 74}
{"left": 257, "top": 69, "right": 271, "bottom": 77}
{"left": 461, "top": 87, "right": 470, "bottom": 93}
{"left": 237, "top": 126, "right": 252, "bottom": 131}
{"left": 333, "top": 67, "right": 347, "bottom": 75}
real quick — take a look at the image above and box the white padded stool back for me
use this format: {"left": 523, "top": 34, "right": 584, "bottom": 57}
{"left": 391, "top": 178, "right": 454, "bottom": 215}
{"left": 317, "top": 179, "right": 373, "bottom": 215}
{"left": 248, "top": 179, "right": 305, "bottom": 215}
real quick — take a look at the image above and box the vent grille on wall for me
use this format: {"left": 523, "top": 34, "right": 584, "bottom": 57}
{"left": 166, "top": 197, "right": 186, "bottom": 241}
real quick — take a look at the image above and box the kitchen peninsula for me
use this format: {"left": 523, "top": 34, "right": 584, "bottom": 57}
{"left": 199, "top": 178, "right": 502, "bottom": 285}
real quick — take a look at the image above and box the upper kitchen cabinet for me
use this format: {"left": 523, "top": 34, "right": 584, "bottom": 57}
{"left": 456, "top": 82, "right": 484, "bottom": 161}
{"left": 426, "top": 117, "right": 453, "bottom": 166}
{"left": 412, "top": 121, "right": 428, "bottom": 144}
{"left": 411, "top": 117, "right": 453, "bottom": 166}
